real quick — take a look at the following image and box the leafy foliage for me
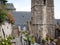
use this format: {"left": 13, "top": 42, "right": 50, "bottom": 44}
{"left": 22, "top": 31, "right": 35, "bottom": 43}
{"left": 0, "top": 35, "right": 13, "bottom": 45}
{"left": 0, "top": 0, "right": 8, "bottom": 24}
{"left": 0, "top": 10, "right": 8, "bottom": 24}
{"left": 0, "top": 0, "right": 7, "bottom": 4}
{"left": 0, "top": 0, "right": 15, "bottom": 24}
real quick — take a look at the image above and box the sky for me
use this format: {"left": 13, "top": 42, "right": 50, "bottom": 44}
{"left": 7, "top": 0, "right": 60, "bottom": 19}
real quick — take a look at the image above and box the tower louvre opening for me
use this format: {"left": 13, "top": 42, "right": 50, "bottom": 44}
{"left": 43, "top": 0, "right": 46, "bottom": 5}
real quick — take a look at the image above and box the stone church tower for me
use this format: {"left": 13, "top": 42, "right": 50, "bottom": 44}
{"left": 30, "top": 0, "right": 55, "bottom": 39}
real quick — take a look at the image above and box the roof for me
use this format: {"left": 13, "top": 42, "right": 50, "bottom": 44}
{"left": 54, "top": 19, "right": 60, "bottom": 25}
{"left": 12, "top": 11, "right": 31, "bottom": 26}
{"left": 6, "top": 3, "right": 16, "bottom": 10}
{"left": 11, "top": 11, "right": 60, "bottom": 26}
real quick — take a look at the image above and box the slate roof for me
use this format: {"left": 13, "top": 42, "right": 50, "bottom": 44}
{"left": 54, "top": 19, "right": 60, "bottom": 25}
{"left": 12, "top": 11, "right": 31, "bottom": 26}
{"left": 11, "top": 11, "right": 60, "bottom": 26}
{"left": 6, "top": 3, "right": 16, "bottom": 10}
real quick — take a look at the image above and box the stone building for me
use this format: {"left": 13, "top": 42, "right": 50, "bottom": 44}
{"left": 11, "top": 11, "right": 60, "bottom": 39}
{"left": 5, "top": 2, "right": 60, "bottom": 40}
{"left": 29, "top": 0, "right": 55, "bottom": 40}
{"left": 0, "top": 1, "right": 59, "bottom": 45}
{"left": 6, "top": 3, "right": 16, "bottom": 12}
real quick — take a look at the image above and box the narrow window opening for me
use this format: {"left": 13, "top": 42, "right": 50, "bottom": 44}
{"left": 43, "top": 0, "right": 46, "bottom": 5}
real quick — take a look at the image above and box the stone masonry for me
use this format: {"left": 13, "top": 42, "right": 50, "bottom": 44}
{"left": 30, "top": 0, "right": 55, "bottom": 40}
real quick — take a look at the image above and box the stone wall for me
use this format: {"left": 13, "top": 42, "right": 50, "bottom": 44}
{"left": 30, "top": 0, "right": 55, "bottom": 40}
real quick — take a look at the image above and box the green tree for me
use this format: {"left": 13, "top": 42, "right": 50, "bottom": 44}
{"left": 0, "top": 10, "right": 8, "bottom": 24}
{"left": 0, "top": 0, "right": 14, "bottom": 24}
{"left": 0, "top": 0, "right": 7, "bottom": 4}
{"left": 0, "top": 0, "right": 15, "bottom": 24}
{"left": 0, "top": 0, "right": 8, "bottom": 24}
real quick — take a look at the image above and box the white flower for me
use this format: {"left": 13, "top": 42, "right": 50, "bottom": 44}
{"left": 2, "top": 42, "right": 5, "bottom": 44}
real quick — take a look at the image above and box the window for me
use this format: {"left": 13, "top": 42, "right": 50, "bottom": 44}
{"left": 43, "top": 0, "right": 46, "bottom": 5}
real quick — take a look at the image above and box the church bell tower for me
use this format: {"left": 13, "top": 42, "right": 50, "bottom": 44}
{"left": 30, "top": 0, "right": 54, "bottom": 39}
